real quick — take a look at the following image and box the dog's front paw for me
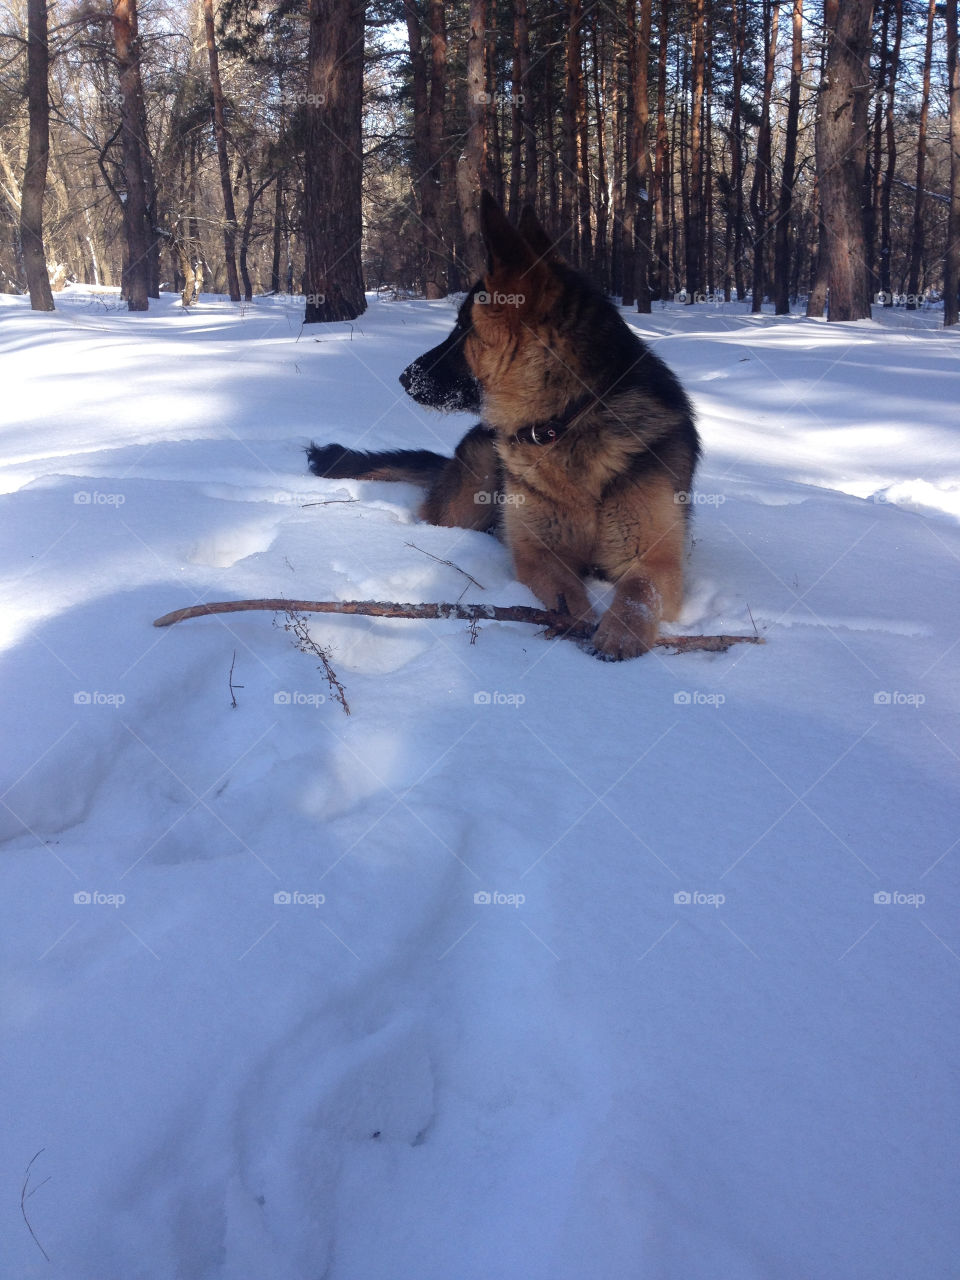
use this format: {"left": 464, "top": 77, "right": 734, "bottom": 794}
{"left": 590, "top": 606, "right": 657, "bottom": 661}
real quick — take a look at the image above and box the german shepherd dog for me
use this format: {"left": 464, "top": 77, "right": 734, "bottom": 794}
{"left": 307, "top": 193, "right": 699, "bottom": 659}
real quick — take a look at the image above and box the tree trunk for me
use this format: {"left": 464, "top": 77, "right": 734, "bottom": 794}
{"left": 303, "top": 0, "right": 367, "bottom": 322}
{"left": 518, "top": 0, "right": 536, "bottom": 208}
{"left": 508, "top": 5, "right": 523, "bottom": 215}
{"left": 202, "top": 0, "right": 240, "bottom": 301}
{"left": 592, "top": 14, "right": 609, "bottom": 290}
{"left": 945, "top": 0, "right": 960, "bottom": 327}
{"left": 731, "top": 0, "right": 746, "bottom": 301}
{"left": 703, "top": 10, "right": 714, "bottom": 295}
{"left": 621, "top": 0, "right": 638, "bottom": 307}
{"left": 561, "top": 0, "right": 581, "bottom": 260}
{"left": 905, "top": 0, "right": 936, "bottom": 309}
{"left": 112, "top": 0, "right": 150, "bottom": 311}
{"left": 610, "top": 30, "right": 625, "bottom": 296}
{"left": 750, "top": 0, "right": 778, "bottom": 314}
{"left": 678, "top": 45, "right": 688, "bottom": 293}
{"left": 486, "top": 0, "right": 504, "bottom": 208}
{"left": 576, "top": 15, "right": 592, "bottom": 271}
{"left": 238, "top": 162, "right": 267, "bottom": 301}
{"left": 633, "top": 0, "right": 653, "bottom": 312}
{"left": 456, "top": 0, "right": 488, "bottom": 278}
{"left": 653, "top": 0, "right": 670, "bottom": 300}
{"left": 685, "top": 0, "right": 704, "bottom": 303}
{"left": 774, "top": 0, "right": 803, "bottom": 315}
{"left": 137, "top": 81, "right": 160, "bottom": 298}
{"left": 814, "top": 0, "right": 875, "bottom": 322}
{"left": 404, "top": 0, "right": 445, "bottom": 296}
{"left": 270, "top": 173, "right": 283, "bottom": 294}
{"left": 867, "top": 0, "right": 891, "bottom": 297}
{"left": 21, "top": 0, "right": 55, "bottom": 311}
{"left": 427, "top": 1, "right": 449, "bottom": 290}
{"left": 172, "top": 229, "right": 198, "bottom": 307}
{"left": 544, "top": 43, "right": 559, "bottom": 232}
{"left": 879, "top": 0, "right": 903, "bottom": 306}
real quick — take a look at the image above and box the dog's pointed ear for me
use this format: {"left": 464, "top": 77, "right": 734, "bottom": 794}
{"left": 480, "top": 190, "right": 535, "bottom": 274}
{"left": 518, "top": 205, "right": 559, "bottom": 261}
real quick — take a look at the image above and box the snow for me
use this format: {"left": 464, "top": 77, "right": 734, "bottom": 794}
{"left": 1, "top": 284, "right": 959, "bottom": 1279}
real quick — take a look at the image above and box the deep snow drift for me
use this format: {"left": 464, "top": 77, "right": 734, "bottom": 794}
{"left": 1, "top": 286, "right": 958, "bottom": 1279}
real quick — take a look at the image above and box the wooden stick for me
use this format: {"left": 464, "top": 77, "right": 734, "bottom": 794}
{"left": 153, "top": 598, "right": 764, "bottom": 653}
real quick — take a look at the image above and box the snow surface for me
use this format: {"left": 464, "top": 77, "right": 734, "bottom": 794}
{"left": 1, "top": 285, "right": 959, "bottom": 1279}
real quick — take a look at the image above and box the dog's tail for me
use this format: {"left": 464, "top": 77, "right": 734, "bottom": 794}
{"left": 306, "top": 442, "right": 448, "bottom": 488}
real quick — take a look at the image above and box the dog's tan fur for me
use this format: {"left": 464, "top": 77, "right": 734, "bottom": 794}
{"left": 427, "top": 204, "right": 696, "bottom": 658}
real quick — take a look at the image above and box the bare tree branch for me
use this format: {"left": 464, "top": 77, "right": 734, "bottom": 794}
{"left": 153, "top": 598, "right": 765, "bottom": 654}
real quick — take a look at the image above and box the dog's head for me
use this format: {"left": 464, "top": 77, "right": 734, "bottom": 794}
{"left": 398, "top": 283, "right": 484, "bottom": 413}
{"left": 399, "top": 195, "right": 564, "bottom": 420}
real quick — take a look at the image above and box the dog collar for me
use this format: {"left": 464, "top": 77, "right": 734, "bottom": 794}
{"left": 508, "top": 393, "right": 597, "bottom": 447}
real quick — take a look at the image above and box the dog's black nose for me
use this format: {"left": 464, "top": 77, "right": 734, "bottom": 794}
{"left": 399, "top": 364, "right": 413, "bottom": 392}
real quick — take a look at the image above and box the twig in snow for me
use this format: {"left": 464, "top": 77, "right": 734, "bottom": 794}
{"left": 405, "top": 542, "right": 485, "bottom": 592}
{"left": 21, "top": 1149, "right": 51, "bottom": 1263}
{"left": 278, "top": 612, "right": 350, "bottom": 715}
{"left": 154, "top": 598, "right": 765, "bottom": 654}
{"left": 228, "top": 650, "right": 243, "bottom": 708}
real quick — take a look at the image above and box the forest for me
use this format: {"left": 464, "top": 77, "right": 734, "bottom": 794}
{"left": 1, "top": 0, "right": 958, "bottom": 326}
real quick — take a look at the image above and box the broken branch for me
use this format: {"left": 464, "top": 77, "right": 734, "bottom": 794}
{"left": 153, "top": 598, "right": 764, "bottom": 653}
